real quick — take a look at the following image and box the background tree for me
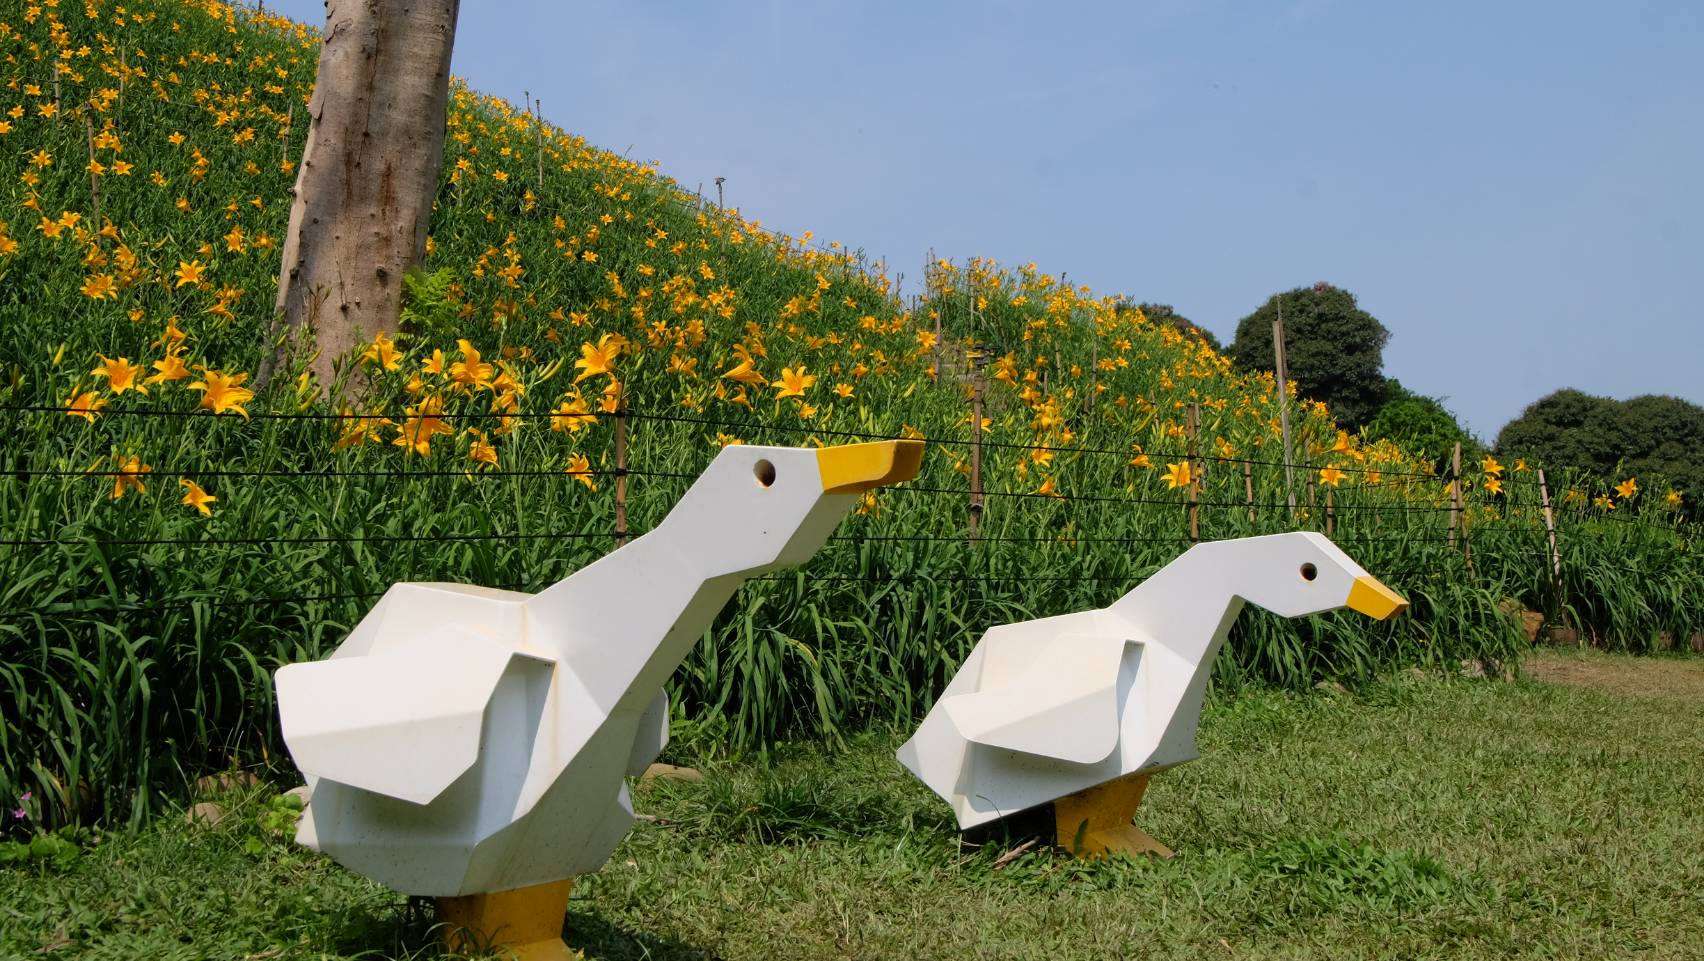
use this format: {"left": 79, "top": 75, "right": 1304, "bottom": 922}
{"left": 1497, "top": 390, "right": 1704, "bottom": 511}
{"left": 1361, "top": 379, "right": 1480, "bottom": 472}
{"left": 264, "top": 0, "right": 462, "bottom": 394}
{"left": 1136, "top": 302, "right": 1222, "bottom": 352}
{"left": 1227, "top": 282, "right": 1391, "bottom": 428}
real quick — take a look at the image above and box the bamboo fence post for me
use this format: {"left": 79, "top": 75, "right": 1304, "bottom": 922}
{"left": 613, "top": 405, "right": 628, "bottom": 549}
{"left": 1447, "top": 441, "right": 1463, "bottom": 548}
{"left": 969, "top": 373, "right": 984, "bottom": 542}
{"left": 1186, "top": 402, "right": 1201, "bottom": 544}
{"left": 1306, "top": 475, "right": 1316, "bottom": 525}
{"left": 1088, "top": 337, "right": 1098, "bottom": 416}
{"left": 715, "top": 176, "right": 725, "bottom": 209}
{"left": 83, "top": 112, "right": 101, "bottom": 226}
{"left": 1273, "top": 300, "right": 1297, "bottom": 516}
{"left": 1325, "top": 487, "right": 1335, "bottom": 538}
{"left": 1243, "top": 461, "right": 1256, "bottom": 524}
{"left": 1539, "top": 468, "right": 1562, "bottom": 586}
{"left": 52, "top": 62, "right": 60, "bottom": 118}
{"left": 534, "top": 97, "right": 544, "bottom": 188}
{"left": 282, "top": 104, "right": 293, "bottom": 168}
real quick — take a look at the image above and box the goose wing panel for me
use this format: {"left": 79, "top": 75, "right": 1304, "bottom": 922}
{"left": 941, "top": 633, "right": 1129, "bottom": 764}
{"left": 276, "top": 632, "right": 519, "bottom": 805}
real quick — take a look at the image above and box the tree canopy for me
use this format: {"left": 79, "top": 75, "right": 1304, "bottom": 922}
{"left": 1227, "top": 283, "right": 1391, "bottom": 428}
{"left": 1496, "top": 390, "right": 1703, "bottom": 510}
{"left": 1362, "top": 379, "right": 1481, "bottom": 472}
{"left": 1136, "top": 303, "right": 1222, "bottom": 352}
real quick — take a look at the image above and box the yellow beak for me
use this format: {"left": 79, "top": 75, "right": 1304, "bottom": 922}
{"left": 1347, "top": 574, "right": 1409, "bottom": 620}
{"left": 817, "top": 439, "right": 925, "bottom": 494}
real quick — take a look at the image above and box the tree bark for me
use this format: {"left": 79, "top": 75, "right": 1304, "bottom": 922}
{"left": 264, "top": 0, "right": 460, "bottom": 396}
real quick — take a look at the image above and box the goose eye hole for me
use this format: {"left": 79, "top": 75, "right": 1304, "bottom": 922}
{"left": 753, "top": 459, "right": 776, "bottom": 488}
{"left": 1300, "top": 563, "right": 1318, "bottom": 582}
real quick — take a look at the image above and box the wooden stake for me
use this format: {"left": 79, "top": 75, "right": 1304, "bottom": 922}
{"left": 1538, "top": 468, "right": 1561, "bottom": 586}
{"left": 969, "top": 375, "right": 984, "bottom": 542}
{"left": 1447, "top": 441, "right": 1462, "bottom": 548}
{"left": 52, "top": 62, "right": 60, "bottom": 118}
{"left": 1272, "top": 301, "right": 1297, "bottom": 516}
{"left": 1186, "top": 402, "right": 1200, "bottom": 544}
{"left": 282, "top": 104, "right": 293, "bottom": 167}
{"left": 117, "top": 47, "right": 126, "bottom": 118}
{"left": 613, "top": 406, "right": 628, "bottom": 549}
{"left": 1325, "top": 487, "right": 1335, "bottom": 538}
{"left": 83, "top": 112, "right": 101, "bottom": 227}
{"left": 534, "top": 97, "right": 544, "bottom": 188}
{"left": 1243, "top": 461, "right": 1256, "bottom": 524}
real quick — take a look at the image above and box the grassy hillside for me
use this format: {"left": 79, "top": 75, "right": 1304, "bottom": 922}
{"left": 0, "top": 0, "right": 1698, "bottom": 830}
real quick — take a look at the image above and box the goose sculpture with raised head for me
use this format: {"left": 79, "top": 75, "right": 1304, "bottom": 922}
{"left": 897, "top": 531, "right": 1407, "bottom": 859}
{"left": 275, "top": 439, "right": 922, "bottom": 960}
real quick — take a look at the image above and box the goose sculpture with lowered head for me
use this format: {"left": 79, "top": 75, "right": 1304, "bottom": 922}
{"left": 275, "top": 439, "right": 922, "bottom": 960}
{"left": 897, "top": 532, "right": 1407, "bottom": 859}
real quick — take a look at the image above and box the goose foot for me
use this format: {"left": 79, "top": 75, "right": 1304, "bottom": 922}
{"left": 1053, "top": 772, "right": 1174, "bottom": 860}
{"left": 437, "top": 878, "right": 577, "bottom": 960}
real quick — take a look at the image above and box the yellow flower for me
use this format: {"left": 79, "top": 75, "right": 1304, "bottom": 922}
{"left": 466, "top": 428, "right": 498, "bottom": 468}
{"left": 771, "top": 366, "right": 816, "bottom": 399}
{"left": 1318, "top": 466, "right": 1346, "bottom": 487}
{"left": 721, "top": 357, "right": 767, "bottom": 386}
{"left": 1513, "top": 458, "right": 1530, "bottom": 473}
{"left": 1130, "top": 453, "right": 1153, "bottom": 469}
{"left": 550, "top": 396, "right": 596, "bottom": 433}
{"left": 65, "top": 389, "right": 107, "bottom": 422}
{"left": 144, "top": 352, "right": 190, "bottom": 386}
{"left": 334, "top": 410, "right": 392, "bottom": 449}
{"left": 573, "top": 334, "right": 622, "bottom": 383}
{"left": 179, "top": 479, "right": 216, "bottom": 516}
{"left": 1483, "top": 475, "right": 1504, "bottom": 496}
{"left": 394, "top": 397, "right": 454, "bottom": 456}
{"left": 173, "top": 260, "right": 206, "bottom": 287}
{"left": 1162, "top": 461, "right": 1193, "bottom": 490}
{"left": 1481, "top": 456, "right": 1504, "bottom": 477}
{"left": 1594, "top": 493, "right": 1615, "bottom": 511}
{"left": 92, "top": 355, "right": 148, "bottom": 395}
{"left": 81, "top": 273, "right": 118, "bottom": 300}
{"left": 833, "top": 383, "right": 854, "bottom": 398}
{"left": 599, "top": 379, "right": 623, "bottom": 414}
{"left": 566, "top": 452, "right": 598, "bottom": 491}
{"left": 111, "top": 455, "right": 151, "bottom": 499}
{"left": 1036, "top": 475, "right": 1063, "bottom": 498}
{"left": 359, "top": 330, "right": 403, "bottom": 371}
{"left": 188, "top": 369, "right": 255, "bottom": 419}
{"left": 450, "top": 339, "right": 494, "bottom": 391}
{"left": 1031, "top": 448, "right": 1055, "bottom": 467}
{"left": 1615, "top": 477, "right": 1638, "bottom": 499}
{"left": 421, "top": 349, "right": 447, "bottom": 376}
{"left": 1666, "top": 489, "right": 1684, "bottom": 510}
{"left": 916, "top": 330, "right": 939, "bottom": 352}
{"left": 1330, "top": 431, "right": 1351, "bottom": 454}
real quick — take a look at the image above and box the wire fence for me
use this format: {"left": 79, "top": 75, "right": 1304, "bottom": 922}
{"left": 4, "top": 391, "right": 1695, "bottom": 630}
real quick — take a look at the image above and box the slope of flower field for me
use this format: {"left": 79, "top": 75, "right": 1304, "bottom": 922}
{"left": 1, "top": 0, "right": 1698, "bottom": 830}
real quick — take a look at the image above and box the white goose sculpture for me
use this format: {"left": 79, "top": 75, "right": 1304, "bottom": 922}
{"left": 274, "top": 439, "right": 922, "bottom": 959}
{"left": 897, "top": 532, "right": 1407, "bottom": 858}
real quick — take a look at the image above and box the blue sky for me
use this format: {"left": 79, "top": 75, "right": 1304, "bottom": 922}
{"left": 269, "top": 0, "right": 1702, "bottom": 438}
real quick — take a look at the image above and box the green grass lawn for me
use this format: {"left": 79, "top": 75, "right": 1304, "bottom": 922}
{"left": 5, "top": 651, "right": 1702, "bottom": 960}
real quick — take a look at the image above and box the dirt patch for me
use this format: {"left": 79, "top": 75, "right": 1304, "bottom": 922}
{"left": 1524, "top": 649, "right": 1704, "bottom": 703}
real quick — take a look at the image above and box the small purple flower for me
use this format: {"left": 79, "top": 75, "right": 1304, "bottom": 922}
{"left": 18, "top": 792, "right": 30, "bottom": 802}
{"left": 9, "top": 809, "right": 21, "bottom": 820}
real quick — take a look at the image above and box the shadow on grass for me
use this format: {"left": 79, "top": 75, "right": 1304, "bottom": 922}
{"left": 566, "top": 910, "right": 722, "bottom": 961}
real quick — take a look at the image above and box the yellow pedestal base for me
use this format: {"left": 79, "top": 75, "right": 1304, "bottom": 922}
{"left": 1053, "top": 772, "right": 1174, "bottom": 860}
{"left": 437, "top": 879, "right": 575, "bottom": 961}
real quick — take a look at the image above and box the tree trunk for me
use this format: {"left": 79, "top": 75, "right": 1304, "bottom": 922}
{"left": 264, "top": 0, "right": 460, "bottom": 396}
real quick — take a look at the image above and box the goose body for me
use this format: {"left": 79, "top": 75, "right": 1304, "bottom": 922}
{"left": 276, "top": 440, "right": 922, "bottom": 896}
{"left": 898, "top": 532, "right": 1407, "bottom": 833}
